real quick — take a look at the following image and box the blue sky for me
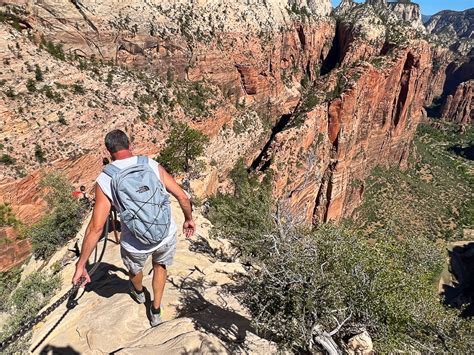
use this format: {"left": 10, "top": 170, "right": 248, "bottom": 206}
{"left": 330, "top": 1, "right": 472, "bottom": 15}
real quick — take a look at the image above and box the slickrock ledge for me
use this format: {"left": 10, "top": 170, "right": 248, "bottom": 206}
{"left": 28, "top": 200, "right": 276, "bottom": 354}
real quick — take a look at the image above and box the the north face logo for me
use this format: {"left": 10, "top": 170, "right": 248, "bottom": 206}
{"left": 136, "top": 186, "right": 150, "bottom": 193}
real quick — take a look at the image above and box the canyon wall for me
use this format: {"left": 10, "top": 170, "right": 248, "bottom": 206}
{"left": 440, "top": 80, "right": 473, "bottom": 124}
{"left": 425, "top": 8, "right": 473, "bottom": 123}
{"left": 256, "top": 3, "right": 432, "bottom": 222}
{"left": 387, "top": 1, "right": 425, "bottom": 33}
{"left": 0, "top": 0, "right": 442, "bottom": 235}
{"left": 0, "top": 227, "right": 30, "bottom": 272}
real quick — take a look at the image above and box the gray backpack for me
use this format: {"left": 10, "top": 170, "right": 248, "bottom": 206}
{"left": 103, "top": 156, "right": 171, "bottom": 245}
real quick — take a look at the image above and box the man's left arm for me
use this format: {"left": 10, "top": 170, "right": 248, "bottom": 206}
{"left": 72, "top": 183, "right": 111, "bottom": 286}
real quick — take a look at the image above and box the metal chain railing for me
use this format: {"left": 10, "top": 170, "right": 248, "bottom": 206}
{"left": 0, "top": 214, "right": 110, "bottom": 352}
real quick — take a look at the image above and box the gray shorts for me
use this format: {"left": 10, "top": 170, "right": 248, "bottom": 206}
{"left": 120, "top": 235, "right": 177, "bottom": 275}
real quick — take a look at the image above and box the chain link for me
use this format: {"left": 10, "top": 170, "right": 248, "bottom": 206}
{"left": 0, "top": 277, "right": 84, "bottom": 351}
{"left": 0, "top": 214, "right": 110, "bottom": 352}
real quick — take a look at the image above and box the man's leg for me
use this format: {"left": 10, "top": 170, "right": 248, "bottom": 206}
{"left": 121, "top": 247, "right": 146, "bottom": 303}
{"left": 151, "top": 263, "right": 167, "bottom": 310}
{"left": 130, "top": 270, "right": 143, "bottom": 292}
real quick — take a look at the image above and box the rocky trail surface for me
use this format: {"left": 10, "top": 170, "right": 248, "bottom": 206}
{"left": 26, "top": 200, "right": 275, "bottom": 354}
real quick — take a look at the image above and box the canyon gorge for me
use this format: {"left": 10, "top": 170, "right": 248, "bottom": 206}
{"left": 0, "top": 0, "right": 472, "bottom": 270}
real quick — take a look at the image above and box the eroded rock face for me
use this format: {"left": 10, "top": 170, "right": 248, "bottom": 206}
{"left": 0, "top": 3, "right": 336, "bottom": 222}
{"left": 255, "top": 2, "right": 433, "bottom": 223}
{"left": 264, "top": 41, "right": 431, "bottom": 223}
{"left": 426, "top": 8, "right": 474, "bottom": 56}
{"left": 387, "top": 1, "right": 426, "bottom": 33}
{"left": 441, "top": 80, "right": 473, "bottom": 124}
{"left": 0, "top": 227, "right": 30, "bottom": 272}
{"left": 425, "top": 46, "right": 454, "bottom": 105}
{"left": 0, "top": 0, "right": 441, "bottom": 231}
{"left": 424, "top": 8, "right": 473, "bottom": 119}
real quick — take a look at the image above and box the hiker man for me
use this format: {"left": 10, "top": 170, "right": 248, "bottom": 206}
{"left": 72, "top": 129, "right": 195, "bottom": 326}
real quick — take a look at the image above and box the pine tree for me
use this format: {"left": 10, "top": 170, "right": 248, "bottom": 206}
{"left": 157, "top": 122, "right": 209, "bottom": 174}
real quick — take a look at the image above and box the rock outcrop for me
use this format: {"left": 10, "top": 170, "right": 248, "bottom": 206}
{"left": 257, "top": 1, "right": 432, "bottom": 223}
{"left": 387, "top": 1, "right": 426, "bottom": 33}
{"left": 424, "top": 8, "right": 473, "bottom": 121}
{"left": 27, "top": 200, "right": 277, "bottom": 354}
{"left": 0, "top": 1, "right": 450, "bottom": 233}
{"left": 440, "top": 80, "right": 473, "bottom": 124}
{"left": 426, "top": 8, "right": 474, "bottom": 55}
{"left": 0, "top": 227, "right": 30, "bottom": 272}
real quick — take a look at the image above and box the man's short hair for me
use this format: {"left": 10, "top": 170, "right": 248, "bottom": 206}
{"left": 105, "top": 129, "right": 130, "bottom": 153}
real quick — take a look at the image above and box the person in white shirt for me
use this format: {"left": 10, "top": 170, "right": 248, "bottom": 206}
{"left": 72, "top": 129, "right": 195, "bottom": 326}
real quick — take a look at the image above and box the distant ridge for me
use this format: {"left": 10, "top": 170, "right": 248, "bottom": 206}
{"left": 422, "top": 14, "right": 431, "bottom": 23}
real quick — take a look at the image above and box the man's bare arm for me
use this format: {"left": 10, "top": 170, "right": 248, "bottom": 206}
{"left": 158, "top": 165, "right": 195, "bottom": 237}
{"left": 72, "top": 184, "right": 111, "bottom": 285}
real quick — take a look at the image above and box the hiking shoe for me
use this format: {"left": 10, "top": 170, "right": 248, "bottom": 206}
{"left": 128, "top": 281, "right": 146, "bottom": 304}
{"left": 149, "top": 305, "right": 163, "bottom": 327}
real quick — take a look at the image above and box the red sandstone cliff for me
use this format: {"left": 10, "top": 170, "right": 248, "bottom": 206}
{"left": 440, "top": 80, "right": 473, "bottom": 125}
{"left": 0, "top": 227, "right": 30, "bottom": 272}
{"left": 254, "top": 2, "right": 432, "bottom": 223}
{"left": 0, "top": 0, "right": 456, "bottom": 246}
{"left": 425, "top": 8, "right": 473, "bottom": 122}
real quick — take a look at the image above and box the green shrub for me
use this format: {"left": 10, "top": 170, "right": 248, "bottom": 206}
{"left": 72, "top": 82, "right": 85, "bottom": 95}
{"left": 157, "top": 122, "right": 209, "bottom": 174}
{"left": 41, "top": 85, "right": 64, "bottom": 103}
{"left": 242, "top": 225, "right": 472, "bottom": 353}
{"left": 106, "top": 71, "right": 113, "bottom": 87}
{"left": 207, "top": 161, "right": 473, "bottom": 352}
{"left": 207, "top": 160, "right": 273, "bottom": 257}
{"left": 0, "top": 154, "right": 15, "bottom": 165}
{"left": 28, "top": 172, "right": 83, "bottom": 259}
{"left": 35, "top": 64, "right": 43, "bottom": 81}
{"left": 58, "top": 111, "right": 67, "bottom": 125}
{"left": 34, "top": 144, "right": 46, "bottom": 163}
{"left": 0, "top": 268, "right": 21, "bottom": 312}
{"left": 0, "top": 271, "right": 61, "bottom": 348}
{"left": 4, "top": 86, "right": 15, "bottom": 98}
{"left": 176, "top": 81, "right": 214, "bottom": 117}
{"left": 41, "top": 38, "right": 65, "bottom": 61}
{"left": 26, "top": 78, "right": 36, "bottom": 92}
{"left": 0, "top": 11, "right": 23, "bottom": 31}
{"left": 0, "top": 203, "right": 18, "bottom": 227}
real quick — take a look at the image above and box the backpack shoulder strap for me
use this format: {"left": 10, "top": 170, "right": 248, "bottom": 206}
{"left": 103, "top": 163, "right": 121, "bottom": 178}
{"left": 137, "top": 156, "right": 148, "bottom": 165}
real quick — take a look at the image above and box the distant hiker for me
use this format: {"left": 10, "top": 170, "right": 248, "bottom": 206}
{"left": 72, "top": 185, "right": 92, "bottom": 210}
{"left": 71, "top": 189, "right": 82, "bottom": 199}
{"left": 79, "top": 185, "right": 89, "bottom": 201}
{"left": 72, "top": 129, "right": 195, "bottom": 327}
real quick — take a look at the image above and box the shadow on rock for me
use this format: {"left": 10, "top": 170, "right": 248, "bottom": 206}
{"left": 442, "top": 242, "right": 474, "bottom": 317}
{"left": 449, "top": 143, "right": 474, "bottom": 161}
{"left": 85, "top": 262, "right": 129, "bottom": 299}
{"left": 187, "top": 234, "right": 235, "bottom": 262}
{"left": 169, "top": 275, "right": 255, "bottom": 352}
{"left": 39, "top": 345, "right": 80, "bottom": 355}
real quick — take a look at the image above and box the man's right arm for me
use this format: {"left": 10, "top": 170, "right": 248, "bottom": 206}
{"left": 158, "top": 165, "right": 195, "bottom": 238}
{"left": 72, "top": 184, "right": 111, "bottom": 286}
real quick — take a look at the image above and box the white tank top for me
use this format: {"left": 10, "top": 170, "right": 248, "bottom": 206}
{"left": 96, "top": 156, "right": 177, "bottom": 253}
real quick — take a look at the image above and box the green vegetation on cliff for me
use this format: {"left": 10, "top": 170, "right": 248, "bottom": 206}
{"left": 351, "top": 122, "right": 473, "bottom": 241}
{"left": 0, "top": 203, "right": 18, "bottom": 227}
{"left": 0, "top": 271, "right": 61, "bottom": 353}
{"left": 207, "top": 123, "right": 473, "bottom": 352}
{"left": 27, "top": 172, "right": 84, "bottom": 259}
{"left": 157, "top": 122, "right": 209, "bottom": 175}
